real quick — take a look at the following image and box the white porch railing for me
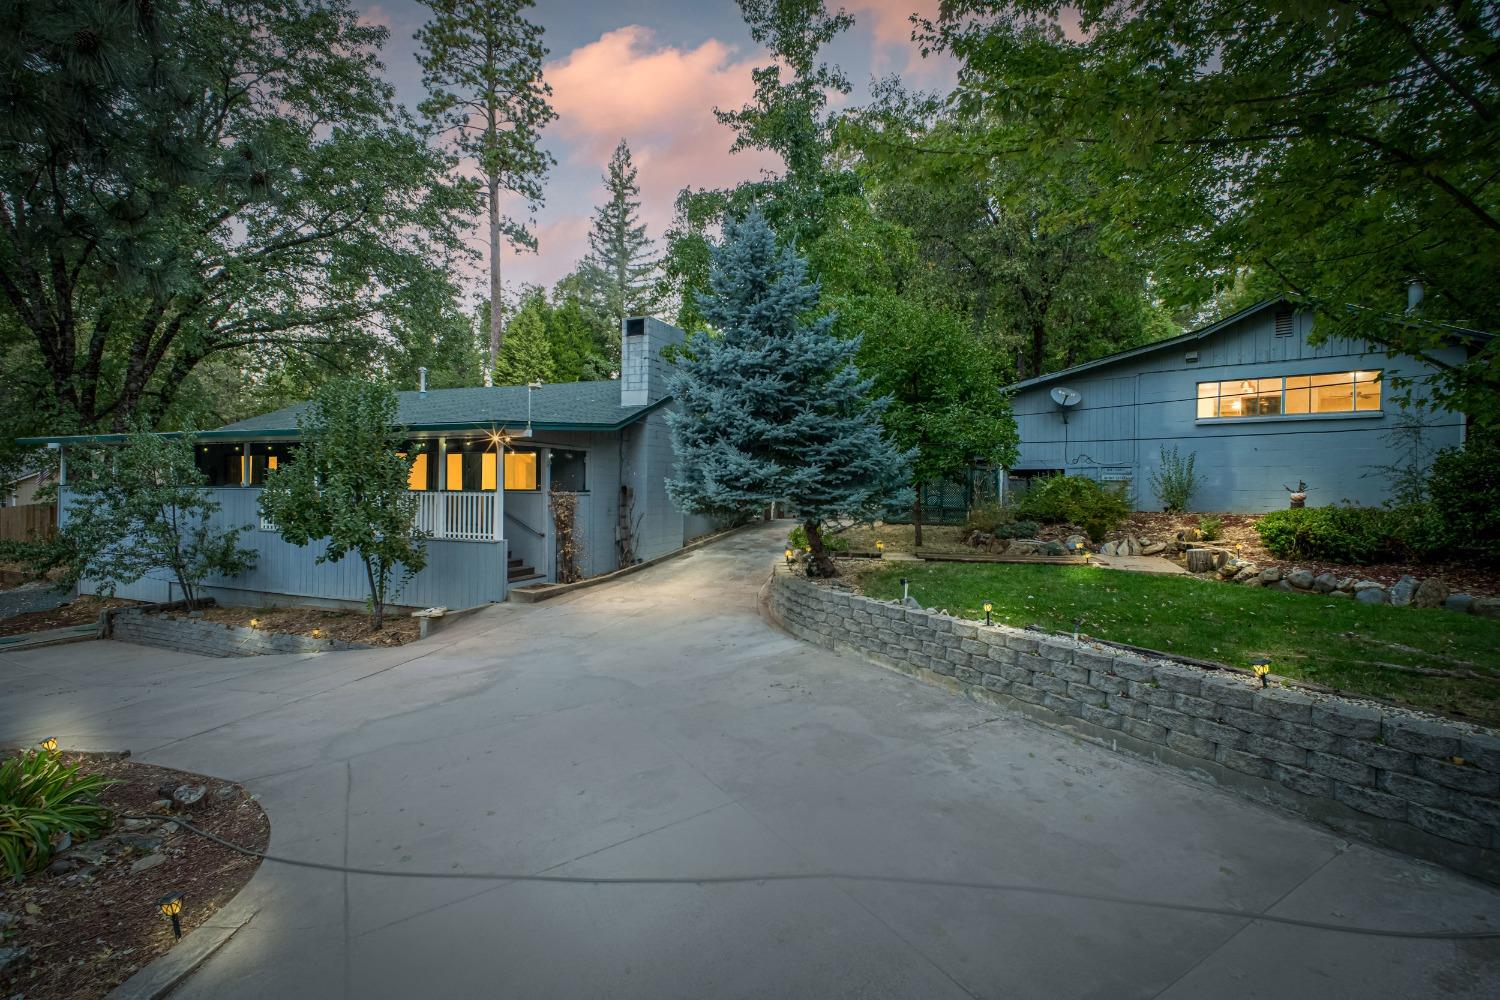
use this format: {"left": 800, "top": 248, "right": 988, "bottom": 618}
{"left": 413, "top": 490, "right": 498, "bottom": 541}
{"left": 256, "top": 490, "right": 501, "bottom": 542}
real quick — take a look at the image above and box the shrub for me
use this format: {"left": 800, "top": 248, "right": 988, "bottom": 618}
{"left": 788, "top": 524, "right": 849, "bottom": 552}
{"left": 1149, "top": 446, "right": 1204, "bottom": 513}
{"left": 1254, "top": 505, "right": 1397, "bottom": 563}
{"left": 963, "top": 501, "right": 1015, "bottom": 535}
{"left": 1197, "top": 515, "right": 1223, "bottom": 542}
{"left": 0, "top": 748, "right": 114, "bottom": 878}
{"left": 1015, "top": 475, "right": 1131, "bottom": 541}
{"left": 1424, "top": 439, "right": 1500, "bottom": 563}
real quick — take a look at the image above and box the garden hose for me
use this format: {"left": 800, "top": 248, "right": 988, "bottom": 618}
{"left": 130, "top": 814, "right": 1500, "bottom": 941}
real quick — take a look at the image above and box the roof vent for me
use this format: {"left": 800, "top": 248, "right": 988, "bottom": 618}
{"left": 418, "top": 366, "right": 428, "bottom": 394}
{"left": 1274, "top": 310, "right": 1293, "bottom": 337}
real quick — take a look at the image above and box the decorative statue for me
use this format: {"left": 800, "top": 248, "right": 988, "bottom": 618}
{"left": 1283, "top": 480, "right": 1308, "bottom": 509}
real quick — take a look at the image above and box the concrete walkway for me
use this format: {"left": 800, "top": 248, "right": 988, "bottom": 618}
{"left": 2, "top": 522, "right": 1496, "bottom": 999}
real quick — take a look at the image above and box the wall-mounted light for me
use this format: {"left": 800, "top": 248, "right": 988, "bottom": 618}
{"left": 158, "top": 892, "right": 184, "bottom": 939}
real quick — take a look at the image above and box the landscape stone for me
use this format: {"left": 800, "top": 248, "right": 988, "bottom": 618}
{"left": 1355, "top": 587, "right": 1387, "bottom": 605}
{"left": 1311, "top": 572, "right": 1338, "bottom": 593}
{"left": 1063, "top": 534, "right": 1088, "bottom": 553}
{"left": 1472, "top": 598, "right": 1500, "bottom": 620}
{"left": 1412, "top": 578, "right": 1448, "bottom": 608}
{"left": 1444, "top": 593, "right": 1475, "bottom": 614}
{"left": 1100, "top": 541, "right": 1118, "bottom": 556}
{"left": 129, "top": 853, "right": 166, "bottom": 874}
{"left": 1353, "top": 579, "right": 1382, "bottom": 590}
{"left": 1285, "top": 568, "right": 1314, "bottom": 589}
{"left": 1388, "top": 574, "right": 1419, "bottom": 607}
{"left": 1141, "top": 541, "right": 1166, "bottom": 556}
{"left": 1258, "top": 567, "right": 1282, "bottom": 583}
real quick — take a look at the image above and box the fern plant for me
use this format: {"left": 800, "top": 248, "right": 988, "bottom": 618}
{"left": 0, "top": 749, "right": 115, "bottom": 878}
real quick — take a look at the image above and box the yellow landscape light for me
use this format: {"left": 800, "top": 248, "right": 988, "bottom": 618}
{"left": 785, "top": 548, "right": 794, "bottom": 566}
{"left": 311, "top": 628, "right": 324, "bottom": 638}
{"left": 157, "top": 891, "right": 184, "bottom": 939}
{"left": 982, "top": 601, "right": 993, "bottom": 626}
{"left": 1251, "top": 657, "right": 1272, "bottom": 688}
{"left": 875, "top": 540, "right": 884, "bottom": 553}
{"left": 38, "top": 737, "right": 57, "bottom": 752}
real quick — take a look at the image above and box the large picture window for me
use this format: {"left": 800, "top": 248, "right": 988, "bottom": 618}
{"left": 551, "top": 450, "right": 586, "bottom": 492}
{"left": 1197, "top": 371, "right": 1380, "bottom": 419}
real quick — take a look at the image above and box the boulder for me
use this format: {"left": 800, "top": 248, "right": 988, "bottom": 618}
{"left": 1444, "top": 593, "right": 1476, "bottom": 614}
{"left": 1327, "top": 589, "right": 1352, "bottom": 598}
{"left": 129, "top": 853, "right": 166, "bottom": 874}
{"left": 1232, "top": 564, "right": 1260, "bottom": 582}
{"left": 173, "top": 783, "right": 207, "bottom": 809}
{"left": 1040, "top": 540, "right": 1067, "bottom": 556}
{"left": 1388, "top": 575, "right": 1419, "bottom": 607}
{"left": 1240, "top": 576, "right": 1266, "bottom": 587}
{"left": 1276, "top": 580, "right": 1295, "bottom": 592}
{"left": 1353, "top": 579, "right": 1382, "bottom": 591}
{"left": 1120, "top": 535, "right": 1142, "bottom": 557}
{"left": 1286, "top": 568, "right": 1315, "bottom": 590}
{"left": 1141, "top": 541, "right": 1167, "bottom": 556}
{"left": 1259, "top": 567, "right": 1282, "bottom": 584}
{"left": 1008, "top": 540, "right": 1042, "bottom": 556}
{"left": 1099, "top": 541, "right": 1118, "bottom": 557}
{"left": 1311, "top": 572, "right": 1338, "bottom": 594}
{"left": 1336, "top": 577, "right": 1356, "bottom": 591}
{"left": 1473, "top": 598, "right": 1500, "bottom": 620}
{"left": 1063, "top": 534, "right": 1088, "bottom": 553}
{"left": 1412, "top": 578, "right": 1448, "bottom": 609}
{"left": 1355, "top": 587, "right": 1388, "bottom": 605}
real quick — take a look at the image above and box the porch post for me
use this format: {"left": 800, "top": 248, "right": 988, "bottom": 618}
{"left": 494, "top": 441, "right": 504, "bottom": 543}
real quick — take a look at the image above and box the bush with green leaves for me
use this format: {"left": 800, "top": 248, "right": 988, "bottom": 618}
{"left": 1015, "top": 475, "right": 1131, "bottom": 541}
{"left": 0, "top": 748, "right": 114, "bottom": 879}
{"left": 788, "top": 524, "right": 849, "bottom": 552}
{"left": 63, "top": 431, "right": 257, "bottom": 609}
{"left": 964, "top": 501, "right": 1014, "bottom": 535}
{"left": 1254, "top": 506, "right": 1398, "bottom": 563}
{"left": 1424, "top": 438, "right": 1500, "bottom": 564}
{"left": 1149, "top": 446, "right": 1204, "bottom": 513}
{"left": 1197, "top": 515, "right": 1223, "bottom": 542}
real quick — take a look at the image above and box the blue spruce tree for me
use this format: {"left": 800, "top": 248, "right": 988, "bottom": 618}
{"left": 666, "top": 210, "right": 911, "bottom": 576}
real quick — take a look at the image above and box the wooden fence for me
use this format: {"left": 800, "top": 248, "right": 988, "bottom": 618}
{"left": 0, "top": 503, "right": 55, "bottom": 543}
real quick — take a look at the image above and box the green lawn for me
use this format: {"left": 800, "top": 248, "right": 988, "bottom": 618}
{"left": 857, "top": 562, "right": 1500, "bottom": 725}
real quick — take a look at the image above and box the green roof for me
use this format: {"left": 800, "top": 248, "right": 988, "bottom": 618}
{"left": 18, "top": 379, "right": 665, "bottom": 446}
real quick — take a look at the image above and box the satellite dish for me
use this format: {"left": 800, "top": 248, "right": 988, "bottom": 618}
{"left": 1050, "top": 386, "right": 1082, "bottom": 408}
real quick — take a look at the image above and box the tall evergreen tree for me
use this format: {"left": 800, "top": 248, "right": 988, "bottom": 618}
{"left": 491, "top": 290, "right": 556, "bottom": 385}
{"left": 416, "top": 0, "right": 556, "bottom": 379}
{"left": 666, "top": 211, "right": 911, "bottom": 576}
{"left": 581, "top": 140, "right": 663, "bottom": 353}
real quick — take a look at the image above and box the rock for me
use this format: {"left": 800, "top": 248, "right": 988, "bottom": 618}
{"left": 1040, "top": 540, "right": 1067, "bottom": 556}
{"left": 161, "top": 822, "right": 180, "bottom": 834}
{"left": 46, "top": 858, "right": 76, "bottom": 875}
{"left": 1232, "top": 564, "right": 1260, "bottom": 582}
{"left": 1444, "top": 593, "right": 1476, "bottom": 614}
{"left": 150, "top": 799, "right": 173, "bottom": 812}
{"left": 1063, "top": 534, "right": 1088, "bottom": 553}
{"left": 1259, "top": 567, "right": 1282, "bottom": 583}
{"left": 1312, "top": 572, "right": 1338, "bottom": 594}
{"left": 0, "top": 946, "right": 28, "bottom": 976}
{"left": 1355, "top": 587, "right": 1388, "bottom": 605}
{"left": 1412, "top": 577, "right": 1448, "bottom": 609}
{"left": 156, "top": 782, "right": 179, "bottom": 799}
{"left": 1336, "top": 577, "right": 1356, "bottom": 591}
{"left": 1141, "top": 542, "right": 1166, "bottom": 556}
{"left": 1099, "top": 541, "right": 1118, "bottom": 557}
{"left": 121, "top": 817, "right": 155, "bottom": 831}
{"left": 1327, "top": 589, "right": 1351, "bottom": 598}
{"left": 1353, "top": 579, "right": 1382, "bottom": 591}
{"left": 115, "top": 833, "right": 162, "bottom": 852}
{"left": 1473, "top": 598, "right": 1500, "bottom": 620}
{"left": 215, "top": 785, "right": 236, "bottom": 799}
{"left": 1276, "top": 580, "right": 1295, "bottom": 592}
{"left": 129, "top": 853, "right": 166, "bottom": 874}
{"left": 1179, "top": 527, "right": 1203, "bottom": 543}
{"left": 173, "top": 783, "right": 207, "bottom": 809}
{"left": 1388, "top": 574, "right": 1419, "bottom": 607}
{"left": 1240, "top": 576, "right": 1265, "bottom": 587}
{"left": 1285, "top": 568, "right": 1314, "bottom": 589}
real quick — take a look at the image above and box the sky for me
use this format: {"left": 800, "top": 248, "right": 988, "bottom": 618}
{"left": 355, "top": 1, "right": 955, "bottom": 301}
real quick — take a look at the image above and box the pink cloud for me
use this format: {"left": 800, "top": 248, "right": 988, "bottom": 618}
{"left": 846, "top": 0, "right": 938, "bottom": 47}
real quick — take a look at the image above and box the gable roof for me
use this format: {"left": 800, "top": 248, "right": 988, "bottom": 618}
{"left": 1003, "top": 298, "right": 1289, "bottom": 395}
{"left": 18, "top": 379, "right": 664, "bottom": 446}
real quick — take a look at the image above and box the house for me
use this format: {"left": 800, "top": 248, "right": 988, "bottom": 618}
{"left": 3, "top": 468, "right": 51, "bottom": 507}
{"left": 1002, "top": 298, "right": 1474, "bottom": 512}
{"left": 20, "top": 317, "right": 720, "bottom": 610}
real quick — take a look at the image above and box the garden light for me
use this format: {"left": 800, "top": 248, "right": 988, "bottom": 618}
{"left": 38, "top": 737, "right": 57, "bottom": 752}
{"left": 875, "top": 540, "right": 884, "bottom": 554}
{"left": 311, "top": 628, "right": 324, "bottom": 638}
{"left": 158, "top": 891, "right": 184, "bottom": 939}
{"left": 900, "top": 577, "right": 910, "bottom": 603}
{"left": 249, "top": 618, "right": 260, "bottom": 628}
{"left": 1251, "top": 657, "right": 1272, "bottom": 688}
{"left": 983, "top": 601, "right": 993, "bottom": 626}
{"left": 785, "top": 548, "right": 794, "bottom": 566}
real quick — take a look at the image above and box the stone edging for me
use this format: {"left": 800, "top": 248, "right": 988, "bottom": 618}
{"left": 765, "top": 565, "right": 1500, "bottom": 884}
{"left": 108, "top": 609, "right": 367, "bottom": 658}
{"left": 105, "top": 901, "right": 256, "bottom": 1000}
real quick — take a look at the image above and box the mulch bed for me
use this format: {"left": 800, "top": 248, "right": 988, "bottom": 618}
{"left": 195, "top": 604, "right": 420, "bottom": 646}
{"left": 1123, "top": 512, "right": 1500, "bottom": 598}
{"left": 0, "top": 753, "right": 269, "bottom": 1000}
{"left": 0, "top": 596, "right": 139, "bottom": 639}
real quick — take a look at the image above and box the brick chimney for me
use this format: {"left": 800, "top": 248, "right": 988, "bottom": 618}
{"left": 620, "top": 317, "right": 686, "bottom": 407}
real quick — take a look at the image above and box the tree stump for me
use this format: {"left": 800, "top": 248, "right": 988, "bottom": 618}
{"left": 1185, "top": 548, "right": 1217, "bottom": 573}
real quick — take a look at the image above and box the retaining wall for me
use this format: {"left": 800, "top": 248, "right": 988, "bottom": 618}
{"left": 109, "top": 609, "right": 364, "bottom": 658}
{"left": 767, "top": 566, "right": 1500, "bottom": 884}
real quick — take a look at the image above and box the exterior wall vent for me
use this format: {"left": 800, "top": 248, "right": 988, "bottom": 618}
{"left": 1184, "top": 350, "right": 1199, "bottom": 364}
{"left": 625, "top": 318, "right": 646, "bottom": 337}
{"left": 1274, "top": 310, "right": 1294, "bottom": 337}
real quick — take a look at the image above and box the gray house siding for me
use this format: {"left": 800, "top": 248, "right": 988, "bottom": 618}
{"left": 1009, "top": 306, "right": 1467, "bottom": 512}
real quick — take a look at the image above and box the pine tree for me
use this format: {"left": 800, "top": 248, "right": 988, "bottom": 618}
{"left": 581, "top": 140, "right": 663, "bottom": 354}
{"left": 417, "top": 1, "right": 556, "bottom": 379}
{"left": 491, "top": 292, "right": 556, "bottom": 386}
{"left": 665, "top": 210, "right": 911, "bottom": 576}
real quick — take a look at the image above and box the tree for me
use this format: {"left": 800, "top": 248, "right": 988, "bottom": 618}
{"left": 417, "top": 0, "right": 556, "bottom": 378}
{"left": 545, "top": 275, "right": 615, "bottom": 380}
{"left": 258, "top": 380, "right": 427, "bottom": 629}
{"left": 579, "top": 140, "right": 664, "bottom": 348}
{"left": 928, "top": 2, "right": 1500, "bottom": 428}
{"left": 492, "top": 289, "right": 556, "bottom": 385}
{"left": 0, "top": 0, "right": 474, "bottom": 434}
{"left": 63, "top": 432, "right": 257, "bottom": 610}
{"left": 849, "top": 295, "right": 1019, "bottom": 545}
{"left": 665, "top": 211, "right": 911, "bottom": 576}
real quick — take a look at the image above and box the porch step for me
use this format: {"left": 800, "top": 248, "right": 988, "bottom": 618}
{"left": 507, "top": 564, "right": 539, "bottom": 582}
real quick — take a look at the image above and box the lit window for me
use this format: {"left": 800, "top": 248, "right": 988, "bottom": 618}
{"left": 446, "top": 453, "right": 463, "bottom": 491}
{"left": 505, "top": 451, "right": 537, "bottom": 490}
{"left": 552, "top": 450, "right": 586, "bottom": 492}
{"left": 1196, "top": 370, "right": 1380, "bottom": 419}
{"left": 406, "top": 453, "right": 427, "bottom": 491}
{"left": 481, "top": 452, "right": 497, "bottom": 491}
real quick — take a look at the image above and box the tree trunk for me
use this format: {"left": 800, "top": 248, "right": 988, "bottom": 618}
{"left": 487, "top": 171, "right": 503, "bottom": 381}
{"left": 365, "top": 556, "right": 384, "bottom": 631}
{"left": 803, "top": 520, "right": 838, "bottom": 578}
{"left": 912, "top": 491, "right": 924, "bottom": 549}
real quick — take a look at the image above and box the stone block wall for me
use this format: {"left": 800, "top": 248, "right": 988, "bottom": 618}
{"left": 110, "top": 610, "right": 363, "bottom": 658}
{"left": 767, "top": 567, "right": 1500, "bottom": 884}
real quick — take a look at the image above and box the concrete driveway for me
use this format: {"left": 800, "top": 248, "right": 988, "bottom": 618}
{"left": 3, "top": 522, "right": 1498, "bottom": 999}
